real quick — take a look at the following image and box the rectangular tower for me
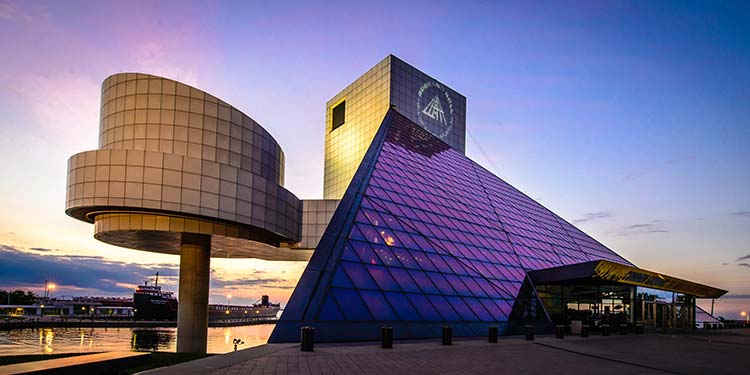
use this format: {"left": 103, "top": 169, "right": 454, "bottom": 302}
{"left": 323, "top": 55, "right": 466, "bottom": 199}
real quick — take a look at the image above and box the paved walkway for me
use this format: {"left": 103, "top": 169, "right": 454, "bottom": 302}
{"left": 143, "top": 329, "right": 750, "bottom": 375}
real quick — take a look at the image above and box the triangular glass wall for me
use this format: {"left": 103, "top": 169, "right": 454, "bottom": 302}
{"left": 270, "top": 110, "right": 632, "bottom": 342}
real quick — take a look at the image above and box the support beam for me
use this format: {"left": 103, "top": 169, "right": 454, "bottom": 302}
{"left": 177, "top": 234, "right": 211, "bottom": 353}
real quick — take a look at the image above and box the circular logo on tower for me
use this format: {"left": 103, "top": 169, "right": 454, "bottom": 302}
{"left": 417, "top": 80, "right": 454, "bottom": 140}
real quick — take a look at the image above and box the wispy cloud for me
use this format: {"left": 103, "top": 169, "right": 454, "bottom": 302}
{"left": 723, "top": 294, "right": 750, "bottom": 299}
{"left": 573, "top": 211, "right": 613, "bottom": 224}
{"left": 616, "top": 222, "right": 669, "bottom": 236}
{"left": 5, "top": 73, "right": 100, "bottom": 150}
{"left": 737, "top": 254, "right": 750, "bottom": 262}
{"left": 621, "top": 155, "right": 696, "bottom": 183}
{"left": 738, "top": 263, "right": 750, "bottom": 268}
{"left": 732, "top": 211, "right": 750, "bottom": 218}
{"left": 29, "top": 247, "right": 54, "bottom": 252}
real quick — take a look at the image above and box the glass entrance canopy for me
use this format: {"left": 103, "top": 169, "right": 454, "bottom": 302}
{"left": 528, "top": 260, "right": 726, "bottom": 330}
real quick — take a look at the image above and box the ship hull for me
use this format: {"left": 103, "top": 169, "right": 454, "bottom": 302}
{"left": 133, "top": 293, "right": 178, "bottom": 321}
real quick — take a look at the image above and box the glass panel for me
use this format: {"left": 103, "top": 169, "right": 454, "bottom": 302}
{"left": 480, "top": 298, "right": 506, "bottom": 321}
{"left": 340, "top": 243, "right": 360, "bottom": 262}
{"left": 444, "top": 274, "right": 472, "bottom": 296}
{"left": 465, "top": 297, "right": 494, "bottom": 321}
{"left": 389, "top": 268, "right": 421, "bottom": 293}
{"left": 331, "top": 288, "right": 372, "bottom": 321}
{"left": 366, "top": 265, "right": 400, "bottom": 291}
{"left": 427, "top": 272, "right": 456, "bottom": 295}
{"left": 318, "top": 293, "right": 344, "bottom": 321}
{"left": 360, "top": 290, "right": 397, "bottom": 321}
{"left": 446, "top": 296, "right": 478, "bottom": 321}
{"left": 407, "top": 270, "right": 439, "bottom": 294}
{"left": 427, "top": 295, "right": 460, "bottom": 321}
{"left": 351, "top": 241, "right": 381, "bottom": 265}
{"left": 410, "top": 249, "right": 437, "bottom": 272}
{"left": 371, "top": 244, "right": 401, "bottom": 267}
{"left": 391, "top": 247, "right": 417, "bottom": 269}
{"left": 384, "top": 292, "right": 421, "bottom": 321}
{"left": 331, "top": 266, "right": 353, "bottom": 289}
{"left": 406, "top": 293, "right": 441, "bottom": 321}
{"left": 341, "top": 262, "right": 377, "bottom": 289}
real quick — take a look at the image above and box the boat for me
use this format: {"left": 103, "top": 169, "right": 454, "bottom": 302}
{"left": 208, "top": 295, "right": 280, "bottom": 321}
{"left": 133, "top": 273, "right": 280, "bottom": 321}
{"left": 133, "top": 272, "right": 178, "bottom": 321}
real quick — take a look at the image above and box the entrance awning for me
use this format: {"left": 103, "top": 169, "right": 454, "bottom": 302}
{"left": 528, "top": 260, "right": 727, "bottom": 298}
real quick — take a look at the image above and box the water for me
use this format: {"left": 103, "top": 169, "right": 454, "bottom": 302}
{"left": 0, "top": 324, "right": 275, "bottom": 355}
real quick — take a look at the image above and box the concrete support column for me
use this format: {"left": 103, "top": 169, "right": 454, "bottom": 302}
{"left": 177, "top": 233, "right": 211, "bottom": 353}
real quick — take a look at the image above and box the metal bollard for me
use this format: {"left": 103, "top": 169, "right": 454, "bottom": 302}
{"left": 601, "top": 324, "right": 610, "bottom": 336}
{"left": 442, "top": 326, "right": 453, "bottom": 345}
{"left": 555, "top": 324, "right": 565, "bottom": 339}
{"left": 619, "top": 323, "right": 628, "bottom": 335}
{"left": 381, "top": 326, "right": 393, "bottom": 349}
{"left": 524, "top": 325, "right": 534, "bottom": 341}
{"left": 581, "top": 324, "right": 589, "bottom": 338}
{"left": 300, "top": 326, "right": 314, "bottom": 352}
{"left": 488, "top": 325, "right": 498, "bottom": 343}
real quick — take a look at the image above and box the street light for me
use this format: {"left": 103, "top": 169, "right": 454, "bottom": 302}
{"left": 742, "top": 311, "right": 747, "bottom": 324}
{"left": 44, "top": 280, "right": 57, "bottom": 299}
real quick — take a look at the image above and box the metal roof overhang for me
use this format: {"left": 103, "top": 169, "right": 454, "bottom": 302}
{"left": 527, "top": 260, "right": 727, "bottom": 299}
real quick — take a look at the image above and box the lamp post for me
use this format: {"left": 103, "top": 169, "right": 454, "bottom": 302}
{"left": 226, "top": 294, "right": 232, "bottom": 321}
{"left": 43, "top": 280, "right": 56, "bottom": 299}
{"left": 47, "top": 283, "right": 55, "bottom": 299}
{"left": 742, "top": 311, "right": 747, "bottom": 325}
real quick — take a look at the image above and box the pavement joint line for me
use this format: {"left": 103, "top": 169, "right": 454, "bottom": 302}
{"left": 139, "top": 343, "right": 297, "bottom": 375}
{"left": 533, "top": 341, "right": 684, "bottom": 375}
{"left": 660, "top": 333, "right": 750, "bottom": 347}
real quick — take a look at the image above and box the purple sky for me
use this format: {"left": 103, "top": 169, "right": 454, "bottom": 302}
{"left": 0, "top": 1, "right": 748, "bottom": 317}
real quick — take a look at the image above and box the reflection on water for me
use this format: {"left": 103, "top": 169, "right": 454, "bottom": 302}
{"left": 131, "top": 329, "right": 173, "bottom": 351}
{"left": 0, "top": 324, "right": 275, "bottom": 355}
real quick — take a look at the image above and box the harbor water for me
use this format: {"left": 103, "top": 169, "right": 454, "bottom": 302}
{"left": 0, "top": 324, "right": 275, "bottom": 355}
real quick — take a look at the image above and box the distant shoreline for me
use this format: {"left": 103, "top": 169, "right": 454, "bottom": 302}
{"left": 0, "top": 318, "right": 276, "bottom": 330}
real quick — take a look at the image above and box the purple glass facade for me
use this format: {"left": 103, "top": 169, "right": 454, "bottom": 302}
{"left": 270, "top": 110, "right": 632, "bottom": 342}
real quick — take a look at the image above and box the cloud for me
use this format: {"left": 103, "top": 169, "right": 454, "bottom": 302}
{"left": 0, "top": 244, "right": 177, "bottom": 296}
{"left": 29, "top": 247, "right": 54, "bottom": 252}
{"left": 572, "top": 211, "right": 613, "bottom": 224}
{"left": 211, "top": 277, "right": 289, "bottom": 288}
{"left": 738, "top": 263, "right": 750, "bottom": 268}
{"left": 621, "top": 155, "right": 696, "bottom": 183}
{"left": 732, "top": 211, "right": 750, "bottom": 218}
{"left": 616, "top": 222, "right": 669, "bottom": 236}
{"left": 737, "top": 255, "right": 750, "bottom": 262}
{"left": 0, "top": 1, "right": 15, "bottom": 19}
{"left": 0, "top": 244, "right": 301, "bottom": 304}
{"left": 5, "top": 73, "right": 100, "bottom": 150}
{"left": 723, "top": 294, "right": 750, "bottom": 299}
{"left": 627, "top": 224, "right": 651, "bottom": 229}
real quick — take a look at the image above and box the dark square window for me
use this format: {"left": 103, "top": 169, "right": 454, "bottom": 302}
{"left": 331, "top": 101, "right": 345, "bottom": 131}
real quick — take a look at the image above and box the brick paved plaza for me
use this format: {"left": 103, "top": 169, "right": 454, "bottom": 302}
{"left": 144, "top": 329, "right": 750, "bottom": 375}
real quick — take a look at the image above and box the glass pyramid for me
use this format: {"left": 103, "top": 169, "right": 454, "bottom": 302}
{"left": 269, "top": 110, "right": 632, "bottom": 342}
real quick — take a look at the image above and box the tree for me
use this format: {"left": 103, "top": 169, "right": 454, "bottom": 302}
{"left": 0, "top": 290, "right": 39, "bottom": 305}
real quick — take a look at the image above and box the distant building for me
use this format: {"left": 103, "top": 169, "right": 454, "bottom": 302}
{"left": 695, "top": 305, "right": 722, "bottom": 328}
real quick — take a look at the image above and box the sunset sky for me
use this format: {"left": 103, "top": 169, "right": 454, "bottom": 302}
{"left": 0, "top": 1, "right": 748, "bottom": 318}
